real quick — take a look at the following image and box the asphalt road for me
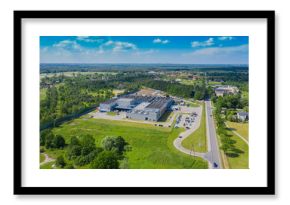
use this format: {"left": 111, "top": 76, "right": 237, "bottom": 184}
{"left": 173, "top": 106, "right": 208, "bottom": 161}
{"left": 204, "top": 100, "right": 223, "bottom": 169}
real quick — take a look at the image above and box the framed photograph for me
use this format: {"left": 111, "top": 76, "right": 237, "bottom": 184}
{"left": 14, "top": 10, "right": 275, "bottom": 195}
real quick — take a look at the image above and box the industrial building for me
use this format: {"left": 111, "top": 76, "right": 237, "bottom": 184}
{"left": 99, "top": 94, "right": 173, "bottom": 121}
{"left": 215, "top": 85, "right": 239, "bottom": 97}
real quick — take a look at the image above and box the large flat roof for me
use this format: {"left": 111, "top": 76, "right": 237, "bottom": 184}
{"left": 146, "top": 98, "right": 172, "bottom": 109}
{"left": 100, "top": 99, "right": 117, "bottom": 105}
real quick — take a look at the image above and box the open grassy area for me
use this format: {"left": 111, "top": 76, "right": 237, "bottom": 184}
{"left": 208, "top": 81, "right": 222, "bottom": 85}
{"left": 186, "top": 101, "right": 201, "bottom": 107}
{"left": 180, "top": 79, "right": 196, "bottom": 85}
{"left": 40, "top": 161, "right": 55, "bottom": 169}
{"left": 50, "top": 117, "right": 208, "bottom": 169}
{"left": 40, "top": 88, "right": 47, "bottom": 101}
{"left": 113, "top": 89, "right": 125, "bottom": 96}
{"left": 242, "top": 91, "right": 249, "bottom": 100}
{"left": 181, "top": 103, "right": 207, "bottom": 153}
{"left": 40, "top": 153, "right": 45, "bottom": 163}
{"left": 226, "top": 121, "right": 249, "bottom": 141}
{"left": 225, "top": 130, "right": 249, "bottom": 169}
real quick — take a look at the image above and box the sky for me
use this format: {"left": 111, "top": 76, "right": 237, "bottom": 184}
{"left": 40, "top": 36, "right": 248, "bottom": 64}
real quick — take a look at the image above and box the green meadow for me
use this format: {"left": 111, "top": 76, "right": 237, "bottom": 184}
{"left": 48, "top": 116, "right": 208, "bottom": 169}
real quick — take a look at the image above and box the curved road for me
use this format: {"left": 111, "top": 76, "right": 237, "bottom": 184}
{"left": 173, "top": 100, "right": 223, "bottom": 169}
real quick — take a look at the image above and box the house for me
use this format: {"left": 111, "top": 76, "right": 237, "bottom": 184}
{"left": 237, "top": 112, "right": 249, "bottom": 121}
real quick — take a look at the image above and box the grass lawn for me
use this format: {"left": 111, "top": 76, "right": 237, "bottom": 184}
{"left": 242, "top": 91, "right": 249, "bottom": 100}
{"left": 40, "top": 153, "right": 45, "bottom": 163}
{"left": 180, "top": 79, "right": 196, "bottom": 86}
{"left": 40, "top": 88, "right": 47, "bottom": 101}
{"left": 186, "top": 101, "right": 201, "bottom": 107}
{"left": 208, "top": 81, "right": 222, "bottom": 85}
{"left": 225, "top": 130, "right": 248, "bottom": 169}
{"left": 107, "top": 111, "right": 117, "bottom": 116}
{"left": 226, "top": 121, "right": 249, "bottom": 141}
{"left": 113, "top": 89, "right": 125, "bottom": 96}
{"left": 40, "top": 161, "right": 55, "bottom": 169}
{"left": 181, "top": 103, "right": 207, "bottom": 152}
{"left": 50, "top": 118, "right": 208, "bottom": 169}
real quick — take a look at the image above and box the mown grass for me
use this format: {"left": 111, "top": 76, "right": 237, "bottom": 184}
{"left": 225, "top": 130, "right": 249, "bottom": 169}
{"left": 180, "top": 79, "right": 196, "bottom": 86}
{"left": 40, "top": 161, "right": 55, "bottom": 169}
{"left": 40, "top": 153, "right": 45, "bottom": 163}
{"left": 208, "top": 81, "right": 222, "bottom": 85}
{"left": 181, "top": 103, "right": 207, "bottom": 153}
{"left": 40, "top": 88, "right": 47, "bottom": 101}
{"left": 50, "top": 118, "right": 208, "bottom": 169}
{"left": 226, "top": 121, "right": 249, "bottom": 141}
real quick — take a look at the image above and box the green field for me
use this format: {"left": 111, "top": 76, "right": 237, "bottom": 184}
{"left": 40, "top": 161, "right": 55, "bottom": 169}
{"left": 180, "top": 79, "right": 196, "bottom": 85}
{"left": 186, "top": 101, "right": 201, "bottom": 107}
{"left": 242, "top": 91, "right": 249, "bottom": 100}
{"left": 225, "top": 130, "right": 249, "bottom": 169}
{"left": 208, "top": 81, "right": 222, "bottom": 85}
{"left": 40, "top": 88, "right": 47, "bottom": 101}
{"left": 181, "top": 103, "right": 207, "bottom": 153}
{"left": 40, "top": 153, "right": 45, "bottom": 163}
{"left": 226, "top": 121, "right": 249, "bottom": 141}
{"left": 49, "top": 117, "right": 208, "bottom": 169}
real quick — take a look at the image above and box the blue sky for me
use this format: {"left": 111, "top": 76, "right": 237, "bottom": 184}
{"left": 40, "top": 36, "right": 248, "bottom": 64}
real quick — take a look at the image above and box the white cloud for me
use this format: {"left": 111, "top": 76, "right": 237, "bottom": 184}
{"left": 76, "top": 36, "right": 103, "bottom": 43}
{"left": 52, "top": 40, "right": 82, "bottom": 51}
{"left": 218, "top": 36, "right": 234, "bottom": 41}
{"left": 101, "top": 40, "right": 137, "bottom": 52}
{"left": 189, "top": 44, "right": 248, "bottom": 56}
{"left": 153, "top": 38, "right": 170, "bottom": 44}
{"left": 191, "top": 38, "right": 214, "bottom": 48}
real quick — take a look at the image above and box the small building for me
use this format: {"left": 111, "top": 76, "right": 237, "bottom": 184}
{"left": 237, "top": 112, "right": 249, "bottom": 121}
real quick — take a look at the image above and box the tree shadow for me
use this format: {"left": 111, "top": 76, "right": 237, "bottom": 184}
{"left": 226, "top": 127, "right": 237, "bottom": 132}
{"left": 226, "top": 148, "right": 244, "bottom": 158}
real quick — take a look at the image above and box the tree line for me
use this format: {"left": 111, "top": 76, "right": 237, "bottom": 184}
{"left": 41, "top": 130, "right": 130, "bottom": 169}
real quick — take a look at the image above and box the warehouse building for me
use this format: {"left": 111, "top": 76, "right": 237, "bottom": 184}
{"left": 126, "top": 97, "right": 173, "bottom": 121}
{"left": 99, "top": 99, "right": 117, "bottom": 112}
{"left": 99, "top": 94, "right": 173, "bottom": 121}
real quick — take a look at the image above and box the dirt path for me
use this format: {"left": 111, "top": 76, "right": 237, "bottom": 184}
{"left": 40, "top": 153, "right": 55, "bottom": 166}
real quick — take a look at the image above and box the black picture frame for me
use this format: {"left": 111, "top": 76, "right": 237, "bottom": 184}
{"left": 14, "top": 10, "right": 275, "bottom": 195}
